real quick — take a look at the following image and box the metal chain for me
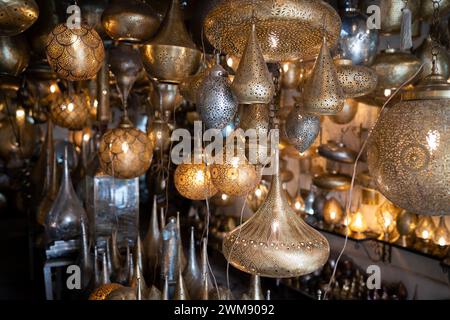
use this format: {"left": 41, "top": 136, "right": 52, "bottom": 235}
{"left": 431, "top": 0, "right": 441, "bottom": 74}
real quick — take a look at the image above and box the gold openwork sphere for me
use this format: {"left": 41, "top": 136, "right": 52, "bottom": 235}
{"left": 45, "top": 23, "right": 105, "bottom": 81}
{"left": 210, "top": 151, "right": 259, "bottom": 197}
{"left": 89, "top": 283, "right": 123, "bottom": 300}
{"left": 98, "top": 116, "right": 153, "bottom": 179}
{"left": 50, "top": 95, "right": 89, "bottom": 131}
{"left": 174, "top": 161, "right": 218, "bottom": 200}
{"left": 367, "top": 74, "right": 450, "bottom": 216}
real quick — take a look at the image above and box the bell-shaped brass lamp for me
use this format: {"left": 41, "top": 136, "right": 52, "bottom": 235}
{"left": 223, "top": 144, "right": 329, "bottom": 278}
{"left": 140, "top": 0, "right": 201, "bottom": 84}
{"left": 231, "top": 24, "right": 274, "bottom": 104}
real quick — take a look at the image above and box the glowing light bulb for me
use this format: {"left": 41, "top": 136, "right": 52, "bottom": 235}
{"left": 227, "top": 57, "right": 234, "bottom": 68}
{"left": 15, "top": 108, "right": 25, "bottom": 122}
{"left": 121, "top": 141, "right": 129, "bottom": 153}
{"left": 195, "top": 170, "right": 205, "bottom": 183}
{"left": 294, "top": 201, "right": 302, "bottom": 210}
{"left": 255, "top": 188, "right": 262, "bottom": 198}
{"left": 50, "top": 84, "right": 57, "bottom": 93}
{"left": 83, "top": 133, "right": 90, "bottom": 142}
{"left": 221, "top": 193, "right": 228, "bottom": 201}
{"left": 93, "top": 99, "right": 98, "bottom": 108}
{"left": 384, "top": 88, "right": 392, "bottom": 97}
{"left": 330, "top": 211, "right": 336, "bottom": 220}
{"left": 282, "top": 63, "right": 290, "bottom": 73}
{"left": 67, "top": 102, "right": 74, "bottom": 112}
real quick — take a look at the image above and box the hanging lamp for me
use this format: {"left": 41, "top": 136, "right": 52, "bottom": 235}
{"left": 204, "top": 0, "right": 341, "bottom": 62}
{"left": 303, "top": 37, "right": 345, "bottom": 115}
{"left": 222, "top": 129, "right": 329, "bottom": 277}
{"left": 0, "top": 35, "right": 30, "bottom": 76}
{"left": 329, "top": 99, "right": 358, "bottom": 125}
{"left": 339, "top": 0, "right": 379, "bottom": 65}
{"left": 433, "top": 216, "right": 450, "bottom": 247}
{"left": 45, "top": 23, "right": 105, "bottom": 81}
{"left": 140, "top": 0, "right": 201, "bottom": 84}
{"left": 197, "top": 63, "right": 238, "bottom": 130}
{"left": 101, "top": 0, "right": 160, "bottom": 43}
{"left": 231, "top": 23, "right": 274, "bottom": 104}
{"left": 335, "top": 58, "right": 378, "bottom": 98}
{"left": 50, "top": 87, "right": 89, "bottom": 131}
{"left": 174, "top": 160, "right": 218, "bottom": 201}
{"left": 367, "top": 50, "right": 450, "bottom": 216}
{"left": 284, "top": 101, "right": 320, "bottom": 153}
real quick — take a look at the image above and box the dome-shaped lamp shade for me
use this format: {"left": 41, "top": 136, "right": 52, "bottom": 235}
{"left": 367, "top": 74, "right": 450, "bottom": 216}
{"left": 101, "top": 0, "right": 160, "bottom": 43}
{"left": 303, "top": 38, "right": 344, "bottom": 115}
{"left": 223, "top": 148, "right": 329, "bottom": 278}
{"left": 174, "top": 162, "right": 218, "bottom": 200}
{"left": 98, "top": 117, "right": 153, "bottom": 179}
{"left": 45, "top": 23, "right": 105, "bottom": 81}
{"left": 204, "top": 0, "right": 341, "bottom": 62}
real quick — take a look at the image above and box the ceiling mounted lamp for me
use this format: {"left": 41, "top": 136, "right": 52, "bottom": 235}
{"left": 101, "top": 0, "right": 160, "bottom": 43}
{"left": 0, "top": 0, "right": 39, "bottom": 36}
{"left": 303, "top": 38, "right": 345, "bottom": 115}
{"left": 284, "top": 102, "right": 320, "bottom": 153}
{"left": 222, "top": 144, "right": 329, "bottom": 278}
{"left": 367, "top": 70, "right": 450, "bottom": 216}
{"left": 174, "top": 161, "right": 218, "bottom": 201}
{"left": 231, "top": 24, "right": 274, "bottom": 104}
{"left": 204, "top": 0, "right": 341, "bottom": 62}
{"left": 335, "top": 58, "right": 378, "bottom": 98}
{"left": 140, "top": 0, "right": 201, "bottom": 84}
{"left": 45, "top": 23, "right": 105, "bottom": 81}
{"left": 339, "top": 0, "right": 379, "bottom": 65}
{"left": 98, "top": 116, "right": 153, "bottom": 179}
{"left": 197, "top": 64, "right": 238, "bottom": 130}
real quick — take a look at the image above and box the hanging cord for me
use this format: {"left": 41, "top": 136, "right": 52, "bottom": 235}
{"left": 323, "top": 64, "right": 425, "bottom": 300}
{"left": 431, "top": 0, "right": 442, "bottom": 74}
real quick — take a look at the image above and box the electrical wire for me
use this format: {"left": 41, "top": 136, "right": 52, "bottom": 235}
{"left": 322, "top": 63, "right": 425, "bottom": 300}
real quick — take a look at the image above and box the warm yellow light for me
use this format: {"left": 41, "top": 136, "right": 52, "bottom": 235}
{"left": 227, "top": 57, "right": 234, "bottom": 68}
{"left": 330, "top": 211, "right": 336, "bottom": 220}
{"left": 67, "top": 102, "right": 74, "bottom": 112}
{"left": 384, "top": 88, "right": 392, "bottom": 97}
{"left": 426, "top": 130, "right": 440, "bottom": 154}
{"left": 50, "top": 84, "right": 57, "bottom": 93}
{"left": 221, "top": 193, "right": 228, "bottom": 201}
{"left": 349, "top": 210, "right": 367, "bottom": 234}
{"left": 432, "top": 216, "right": 450, "bottom": 246}
{"left": 415, "top": 216, "right": 435, "bottom": 240}
{"left": 121, "top": 141, "right": 129, "bottom": 153}
{"left": 15, "top": 108, "right": 26, "bottom": 122}
{"left": 83, "top": 133, "right": 90, "bottom": 142}
{"left": 294, "top": 201, "right": 302, "bottom": 210}
{"left": 255, "top": 188, "right": 262, "bottom": 198}
{"left": 422, "top": 230, "right": 430, "bottom": 240}
{"left": 282, "top": 63, "right": 290, "bottom": 73}
{"left": 93, "top": 99, "right": 98, "bottom": 108}
{"left": 195, "top": 170, "right": 205, "bottom": 183}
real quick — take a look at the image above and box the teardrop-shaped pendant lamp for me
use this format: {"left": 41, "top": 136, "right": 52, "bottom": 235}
{"left": 335, "top": 58, "right": 378, "bottom": 98}
{"left": 231, "top": 24, "right": 274, "bottom": 104}
{"left": 222, "top": 145, "right": 330, "bottom": 277}
{"left": 284, "top": 101, "right": 320, "bottom": 153}
{"left": 303, "top": 37, "right": 344, "bottom": 115}
{"left": 140, "top": 0, "right": 201, "bottom": 83}
{"left": 197, "top": 64, "right": 238, "bottom": 130}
